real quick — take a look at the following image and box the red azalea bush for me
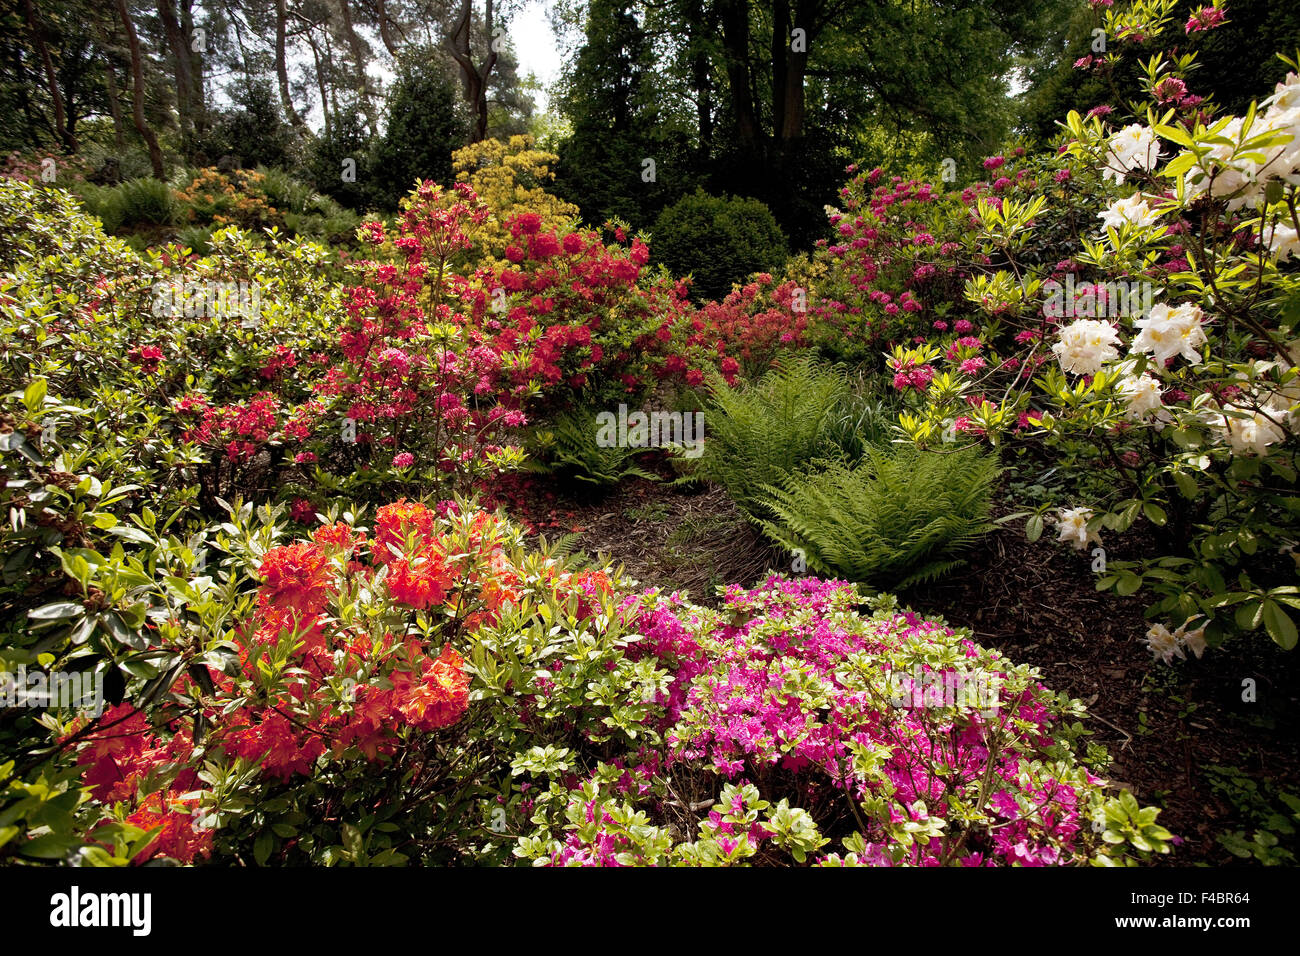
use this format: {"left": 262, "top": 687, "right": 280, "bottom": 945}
{"left": 55, "top": 499, "right": 634, "bottom": 866}
{"left": 464, "top": 213, "right": 688, "bottom": 409}
{"left": 667, "top": 273, "right": 812, "bottom": 386}
{"left": 309, "top": 181, "right": 528, "bottom": 489}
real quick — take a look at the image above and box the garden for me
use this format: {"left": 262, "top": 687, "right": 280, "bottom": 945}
{"left": 1, "top": 0, "right": 1298, "bottom": 876}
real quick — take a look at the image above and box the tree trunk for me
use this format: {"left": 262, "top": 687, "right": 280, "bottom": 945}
{"left": 718, "top": 0, "right": 758, "bottom": 150}
{"left": 275, "top": 0, "right": 307, "bottom": 130}
{"left": 448, "top": 0, "right": 497, "bottom": 142}
{"left": 376, "top": 0, "right": 400, "bottom": 57}
{"left": 337, "top": 0, "right": 378, "bottom": 134}
{"left": 23, "top": 0, "right": 76, "bottom": 151}
{"left": 687, "top": 0, "right": 711, "bottom": 158}
{"left": 104, "top": 56, "right": 126, "bottom": 149}
{"left": 156, "top": 0, "right": 194, "bottom": 148}
{"left": 307, "top": 31, "right": 331, "bottom": 137}
{"left": 772, "top": 0, "right": 789, "bottom": 141}
{"left": 782, "top": 0, "right": 811, "bottom": 143}
{"left": 114, "top": 0, "right": 165, "bottom": 178}
{"left": 182, "top": 0, "right": 206, "bottom": 134}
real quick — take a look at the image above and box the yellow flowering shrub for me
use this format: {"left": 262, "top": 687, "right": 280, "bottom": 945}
{"left": 453, "top": 135, "right": 580, "bottom": 262}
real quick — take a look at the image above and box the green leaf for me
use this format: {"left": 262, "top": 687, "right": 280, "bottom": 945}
{"left": 1237, "top": 601, "right": 1263, "bottom": 631}
{"left": 19, "top": 832, "right": 74, "bottom": 859}
{"left": 1173, "top": 472, "right": 1198, "bottom": 498}
{"left": 106, "top": 525, "right": 154, "bottom": 546}
{"left": 28, "top": 601, "right": 82, "bottom": 621}
{"left": 1262, "top": 601, "right": 1298, "bottom": 650}
{"left": 23, "top": 379, "right": 47, "bottom": 412}
{"left": 254, "top": 831, "right": 274, "bottom": 866}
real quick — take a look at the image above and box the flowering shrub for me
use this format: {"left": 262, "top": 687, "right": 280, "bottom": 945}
{"left": 466, "top": 212, "right": 683, "bottom": 410}
{"left": 807, "top": 166, "right": 991, "bottom": 362}
{"left": 451, "top": 135, "right": 582, "bottom": 263}
{"left": 518, "top": 577, "right": 1169, "bottom": 866}
{"left": 310, "top": 180, "right": 528, "bottom": 494}
{"left": 4, "top": 498, "right": 660, "bottom": 865}
{"left": 790, "top": 7, "right": 1300, "bottom": 656}
{"left": 667, "top": 273, "right": 811, "bottom": 386}
{"left": 0, "top": 150, "right": 87, "bottom": 184}
{"left": 176, "top": 167, "right": 284, "bottom": 231}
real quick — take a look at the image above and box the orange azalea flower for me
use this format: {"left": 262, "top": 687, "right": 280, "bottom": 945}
{"left": 125, "top": 792, "right": 213, "bottom": 865}
{"left": 313, "top": 520, "right": 362, "bottom": 553}
{"left": 400, "top": 646, "right": 469, "bottom": 731}
{"left": 257, "top": 542, "right": 332, "bottom": 615}
{"left": 373, "top": 498, "right": 437, "bottom": 561}
{"left": 386, "top": 550, "right": 453, "bottom": 610}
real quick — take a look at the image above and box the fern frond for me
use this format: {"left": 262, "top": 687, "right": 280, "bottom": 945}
{"left": 754, "top": 445, "right": 998, "bottom": 590}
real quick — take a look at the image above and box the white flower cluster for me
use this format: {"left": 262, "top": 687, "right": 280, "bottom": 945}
{"left": 1051, "top": 319, "right": 1122, "bottom": 374}
{"left": 1115, "top": 363, "right": 1170, "bottom": 422}
{"left": 1053, "top": 305, "right": 1207, "bottom": 403}
{"left": 1181, "top": 73, "right": 1300, "bottom": 213}
{"left": 1097, "top": 193, "right": 1162, "bottom": 231}
{"left": 1130, "top": 302, "right": 1208, "bottom": 365}
{"left": 1265, "top": 220, "right": 1300, "bottom": 261}
{"left": 1056, "top": 506, "right": 1101, "bottom": 551}
{"left": 1204, "top": 347, "right": 1300, "bottom": 455}
{"left": 1103, "top": 124, "right": 1161, "bottom": 184}
{"left": 1144, "top": 621, "right": 1208, "bottom": 664}
{"left": 1209, "top": 404, "right": 1288, "bottom": 455}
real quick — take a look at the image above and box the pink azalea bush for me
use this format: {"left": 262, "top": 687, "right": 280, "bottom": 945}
{"left": 515, "top": 576, "right": 1171, "bottom": 866}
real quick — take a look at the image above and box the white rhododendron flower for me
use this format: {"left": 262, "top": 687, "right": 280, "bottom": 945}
{"left": 1181, "top": 74, "right": 1300, "bottom": 208}
{"left": 1130, "top": 303, "right": 1207, "bottom": 365}
{"left": 1098, "top": 193, "right": 1162, "bottom": 231}
{"left": 1103, "top": 124, "right": 1161, "bottom": 183}
{"left": 1181, "top": 117, "right": 1262, "bottom": 208}
{"left": 1264, "top": 384, "right": 1300, "bottom": 431}
{"left": 1270, "top": 71, "right": 1300, "bottom": 112}
{"left": 1179, "top": 624, "right": 1208, "bottom": 660}
{"left": 1052, "top": 319, "right": 1122, "bottom": 374}
{"left": 1209, "top": 403, "right": 1288, "bottom": 456}
{"left": 1266, "top": 221, "right": 1300, "bottom": 261}
{"left": 1144, "top": 624, "right": 1182, "bottom": 664}
{"left": 1056, "top": 506, "right": 1101, "bottom": 551}
{"left": 1117, "top": 368, "right": 1169, "bottom": 421}
{"left": 1144, "top": 621, "right": 1209, "bottom": 664}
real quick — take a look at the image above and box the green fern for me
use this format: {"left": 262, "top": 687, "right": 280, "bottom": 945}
{"left": 112, "top": 177, "right": 179, "bottom": 227}
{"left": 756, "top": 445, "right": 1000, "bottom": 590}
{"left": 680, "top": 355, "right": 860, "bottom": 516}
{"left": 535, "top": 407, "right": 658, "bottom": 486}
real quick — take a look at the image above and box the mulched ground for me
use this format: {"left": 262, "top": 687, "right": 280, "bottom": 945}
{"left": 499, "top": 470, "right": 1300, "bottom": 866}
